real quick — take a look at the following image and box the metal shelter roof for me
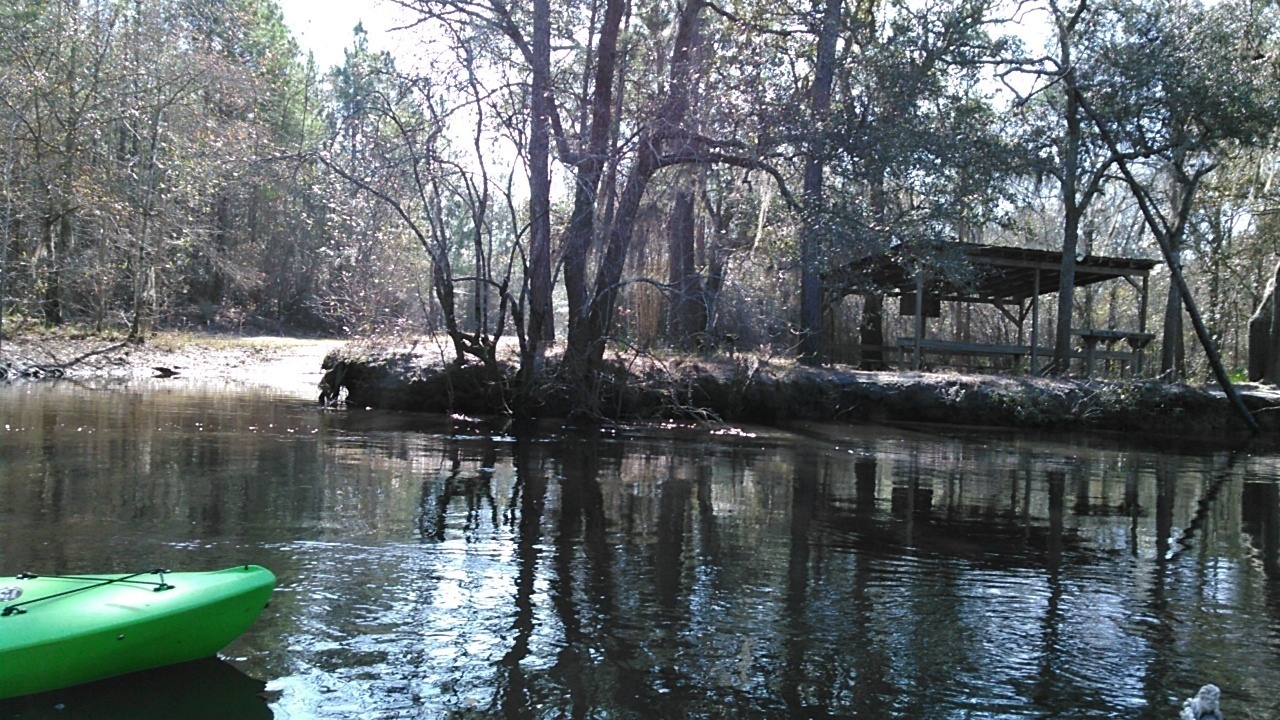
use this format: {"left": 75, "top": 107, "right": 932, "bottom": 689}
{"left": 834, "top": 242, "right": 1160, "bottom": 303}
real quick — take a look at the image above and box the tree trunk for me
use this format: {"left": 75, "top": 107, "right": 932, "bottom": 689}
{"left": 41, "top": 214, "right": 64, "bottom": 325}
{"left": 1247, "top": 260, "right": 1280, "bottom": 382}
{"left": 1161, "top": 252, "right": 1186, "bottom": 378}
{"left": 1048, "top": 0, "right": 1094, "bottom": 376}
{"left": 583, "top": 137, "right": 660, "bottom": 368}
{"left": 1052, "top": 208, "right": 1079, "bottom": 373}
{"left": 580, "top": 0, "right": 706, "bottom": 377}
{"left": 523, "top": 0, "right": 554, "bottom": 378}
{"left": 666, "top": 187, "right": 704, "bottom": 349}
{"left": 562, "top": 0, "right": 626, "bottom": 367}
{"left": 798, "top": 0, "right": 844, "bottom": 365}
{"left": 1050, "top": 73, "right": 1083, "bottom": 375}
{"left": 859, "top": 292, "right": 886, "bottom": 370}
{"left": 128, "top": 219, "right": 151, "bottom": 340}
{"left": 1160, "top": 198, "right": 1188, "bottom": 378}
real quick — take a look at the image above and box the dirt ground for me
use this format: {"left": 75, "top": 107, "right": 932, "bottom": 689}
{"left": 0, "top": 333, "right": 343, "bottom": 398}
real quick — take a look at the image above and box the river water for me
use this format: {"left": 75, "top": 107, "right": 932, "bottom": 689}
{"left": 1, "top": 381, "right": 1278, "bottom": 719}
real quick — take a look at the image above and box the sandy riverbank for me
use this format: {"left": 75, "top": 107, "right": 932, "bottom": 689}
{"left": 0, "top": 332, "right": 343, "bottom": 398}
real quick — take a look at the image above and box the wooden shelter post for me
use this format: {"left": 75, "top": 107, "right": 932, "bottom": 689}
{"left": 1138, "top": 275, "right": 1149, "bottom": 376}
{"left": 1031, "top": 269, "right": 1041, "bottom": 374}
{"left": 913, "top": 271, "right": 924, "bottom": 370}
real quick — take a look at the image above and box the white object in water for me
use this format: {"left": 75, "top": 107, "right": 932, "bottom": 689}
{"left": 1180, "top": 684, "right": 1223, "bottom": 720}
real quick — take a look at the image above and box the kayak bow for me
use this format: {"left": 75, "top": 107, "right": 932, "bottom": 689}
{"left": 0, "top": 565, "right": 275, "bottom": 700}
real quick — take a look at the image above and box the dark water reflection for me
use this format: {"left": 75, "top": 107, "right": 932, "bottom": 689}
{"left": 2, "top": 383, "right": 1280, "bottom": 719}
{"left": 0, "top": 658, "right": 271, "bottom": 719}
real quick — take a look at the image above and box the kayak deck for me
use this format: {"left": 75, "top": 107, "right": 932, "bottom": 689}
{"left": 0, "top": 565, "right": 274, "bottom": 700}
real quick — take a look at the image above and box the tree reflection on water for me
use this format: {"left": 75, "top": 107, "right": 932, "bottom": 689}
{"left": 1, "top": 385, "right": 1279, "bottom": 718}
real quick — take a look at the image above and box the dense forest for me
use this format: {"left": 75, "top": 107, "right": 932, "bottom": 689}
{"left": 1, "top": 0, "right": 1278, "bottom": 394}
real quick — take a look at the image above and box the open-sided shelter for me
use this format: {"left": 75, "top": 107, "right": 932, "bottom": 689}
{"left": 834, "top": 242, "right": 1160, "bottom": 375}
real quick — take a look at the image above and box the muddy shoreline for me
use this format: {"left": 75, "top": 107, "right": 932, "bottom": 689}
{"left": 5, "top": 333, "right": 1280, "bottom": 446}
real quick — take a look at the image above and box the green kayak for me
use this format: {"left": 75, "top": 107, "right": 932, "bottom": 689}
{"left": 0, "top": 565, "right": 275, "bottom": 700}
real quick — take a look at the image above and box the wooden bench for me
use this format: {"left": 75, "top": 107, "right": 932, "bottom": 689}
{"left": 1072, "top": 329, "right": 1155, "bottom": 378}
{"left": 896, "top": 331, "right": 1154, "bottom": 377}
{"left": 896, "top": 338, "right": 1052, "bottom": 372}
